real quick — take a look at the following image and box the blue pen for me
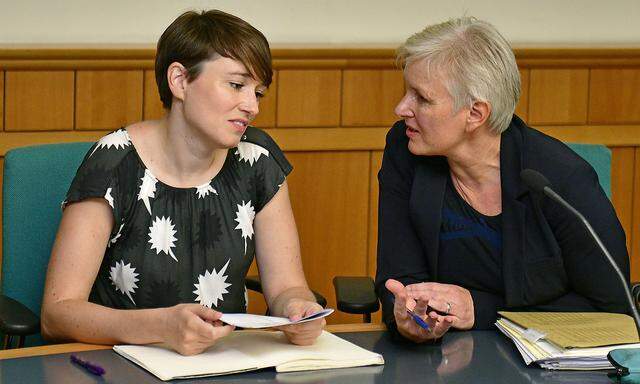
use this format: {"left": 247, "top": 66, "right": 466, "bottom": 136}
{"left": 391, "top": 297, "right": 430, "bottom": 331}
{"left": 406, "top": 307, "right": 431, "bottom": 331}
{"left": 70, "top": 354, "right": 106, "bottom": 376}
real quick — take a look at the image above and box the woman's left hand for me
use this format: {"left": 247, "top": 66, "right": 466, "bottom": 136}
{"left": 276, "top": 298, "right": 325, "bottom": 345}
{"left": 405, "top": 282, "right": 475, "bottom": 330}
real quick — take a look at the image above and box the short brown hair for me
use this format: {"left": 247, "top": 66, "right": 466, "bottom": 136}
{"left": 155, "top": 10, "right": 273, "bottom": 109}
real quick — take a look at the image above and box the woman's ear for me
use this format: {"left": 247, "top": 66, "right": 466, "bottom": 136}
{"left": 167, "top": 62, "right": 188, "bottom": 103}
{"left": 466, "top": 100, "right": 491, "bottom": 132}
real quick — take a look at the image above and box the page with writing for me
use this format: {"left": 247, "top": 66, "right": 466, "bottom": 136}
{"left": 113, "top": 330, "right": 384, "bottom": 381}
{"left": 498, "top": 312, "right": 640, "bottom": 348}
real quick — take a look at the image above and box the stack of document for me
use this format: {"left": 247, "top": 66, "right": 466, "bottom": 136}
{"left": 496, "top": 312, "right": 640, "bottom": 370}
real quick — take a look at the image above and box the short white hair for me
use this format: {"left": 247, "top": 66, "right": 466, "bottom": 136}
{"left": 397, "top": 17, "right": 520, "bottom": 134}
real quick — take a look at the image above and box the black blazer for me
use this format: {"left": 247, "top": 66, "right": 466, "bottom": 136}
{"left": 375, "top": 116, "right": 630, "bottom": 331}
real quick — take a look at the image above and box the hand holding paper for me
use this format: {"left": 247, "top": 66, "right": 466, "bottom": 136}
{"left": 219, "top": 308, "right": 333, "bottom": 329}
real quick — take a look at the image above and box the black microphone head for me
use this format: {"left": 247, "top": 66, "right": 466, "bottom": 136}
{"left": 520, "top": 169, "right": 551, "bottom": 193}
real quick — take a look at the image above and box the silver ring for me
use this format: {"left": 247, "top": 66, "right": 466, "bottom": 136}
{"left": 445, "top": 302, "right": 452, "bottom": 315}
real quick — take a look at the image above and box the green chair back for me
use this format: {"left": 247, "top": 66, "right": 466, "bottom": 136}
{"left": 566, "top": 143, "right": 611, "bottom": 199}
{"left": 2, "top": 142, "right": 93, "bottom": 346}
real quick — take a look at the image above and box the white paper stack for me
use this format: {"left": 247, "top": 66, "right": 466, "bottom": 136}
{"left": 496, "top": 318, "right": 640, "bottom": 370}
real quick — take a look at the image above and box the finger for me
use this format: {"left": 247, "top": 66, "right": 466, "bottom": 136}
{"left": 426, "top": 298, "right": 448, "bottom": 315}
{"left": 434, "top": 317, "right": 454, "bottom": 337}
{"left": 190, "top": 304, "right": 220, "bottom": 322}
{"left": 413, "top": 298, "right": 429, "bottom": 317}
{"left": 385, "top": 279, "right": 409, "bottom": 320}
{"left": 212, "top": 324, "right": 235, "bottom": 340}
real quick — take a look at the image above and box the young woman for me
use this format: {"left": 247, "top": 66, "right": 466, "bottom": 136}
{"left": 41, "top": 10, "right": 324, "bottom": 355}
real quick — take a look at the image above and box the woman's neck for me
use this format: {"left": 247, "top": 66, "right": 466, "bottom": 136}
{"left": 447, "top": 131, "right": 501, "bottom": 188}
{"left": 129, "top": 112, "right": 228, "bottom": 188}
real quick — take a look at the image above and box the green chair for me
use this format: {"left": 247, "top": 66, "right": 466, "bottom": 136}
{"left": 2, "top": 142, "right": 94, "bottom": 348}
{"left": 334, "top": 142, "right": 624, "bottom": 321}
{"left": 1, "top": 142, "right": 326, "bottom": 348}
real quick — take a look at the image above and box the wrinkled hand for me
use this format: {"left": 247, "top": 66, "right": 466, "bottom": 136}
{"left": 386, "top": 279, "right": 454, "bottom": 343}
{"left": 163, "top": 304, "right": 234, "bottom": 355}
{"left": 405, "top": 282, "right": 474, "bottom": 330}
{"left": 276, "top": 298, "right": 325, "bottom": 345}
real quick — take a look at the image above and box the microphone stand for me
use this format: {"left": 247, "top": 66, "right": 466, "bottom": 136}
{"left": 543, "top": 186, "right": 640, "bottom": 337}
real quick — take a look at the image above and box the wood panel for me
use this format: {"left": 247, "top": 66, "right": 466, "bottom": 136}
{"left": 611, "top": 147, "right": 635, "bottom": 253}
{"left": 75, "top": 70, "right": 143, "bottom": 130}
{"left": 252, "top": 71, "right": 277, "bottom": 128}
{"left": 0, "top": 72, "right": 4, "bottom": 130}
{"left": 342, "top": 70, "right": 403, "bottom": 127}
{"left": 368, "top": 152, "right": 383, "bottom": 323}
{"left": 515, "top": 69, "right": 529, "bottom": 122}
{"left": 143, "top": 70, "right": 164, "bottom": 120}
{"left": 287, "top": 151, "right": 370, "bottom": 324}
{"left": 633, "top": 148, "right": 640, "bottom": 282}
{"left": 528, "top": 69, "right": 589, "bottom": 125}
{"left": 5, "top": 71, "right": 74, "bottom": 131}
{"left": 277, "top": 70, "right": 341, "bottom": 127}
{"left": 589, "top": 69, "right": 640, "bottom": 124}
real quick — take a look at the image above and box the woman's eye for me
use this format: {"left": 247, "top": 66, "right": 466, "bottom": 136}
{"left": 255, "top": 91, "right": 265, "bottom": 100}
{"left": 230, "top": 82, "right": 243, "bottom": 90}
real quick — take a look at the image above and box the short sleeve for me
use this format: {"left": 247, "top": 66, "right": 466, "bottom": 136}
{"left": 64, "top": 129, "right": 135, "bottom": 230}
{"left": 239, "top": 127, "right": 293, "bottom": 212}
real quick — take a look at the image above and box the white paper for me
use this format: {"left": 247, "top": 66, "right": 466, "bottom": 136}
{"left": 220, "top": 308, "right": 334, "bottom": 329}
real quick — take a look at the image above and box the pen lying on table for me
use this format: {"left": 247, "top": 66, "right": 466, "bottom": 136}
{"left": 70, "top": 354, "right": 106, "bottom": 376}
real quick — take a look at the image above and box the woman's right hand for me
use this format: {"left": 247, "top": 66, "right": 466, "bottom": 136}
{"left": 162, "top": 304, "right": 234, "bottom": 355}
{"left": 385, "top": 279, "right": 454, "bottom": 343}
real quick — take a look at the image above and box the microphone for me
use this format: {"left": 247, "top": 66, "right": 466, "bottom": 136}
{"left": 520, "top": 168, "right": 640, "bottom": 336}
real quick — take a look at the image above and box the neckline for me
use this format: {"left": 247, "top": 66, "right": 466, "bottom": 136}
{"left": 125, "top": 129, "right": 233, "bottom": 191}
{"left": 447, "top": 175, "right": 501, "bottom": 219}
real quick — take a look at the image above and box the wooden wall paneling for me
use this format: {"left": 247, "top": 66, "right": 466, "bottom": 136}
{"left": 76, "top": 70, "right": 143, "bottom": 130}
{"left": 528, "top": 69, "right": 589, "bottom": 125}
{"left": 286, "top": 151, "right": 370, "bottom": 324}
{"left": 252, "top": 71, "right": 277, "bottom": 129}
{"left": 341, "top": 70, "right": 404, "bottom": 127}
{"left": 276, "top": 70, "right": 341, "bottom": 127}
{"left": 5, "top": 71, "right": 74, "bottom": 131}
{"left": 632, "top": 148, "right": 640, "bottom": 282}
{"left": 368, "top": 151, "right": 383, "bottom": 323}
{"left": 610, "top": 147, "right": 635, "bottom": 253}
{"left": 589, "top": 69, "right": 640, "bottom": 124}
{"left": 142, "top": 70, "right": 164, "bottom": 120}
{"left": 1, "top": 72, "right": 4, "bottom": 130}
{"left": 515, "top": 69, "right": 529, "bottom": 122}
{"left": 368, "top": 152, "right": 383, "bottom": 278}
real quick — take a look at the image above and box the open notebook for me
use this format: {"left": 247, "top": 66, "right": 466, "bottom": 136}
{"left": 113, "top": 330, "right": 384, "bottom": 381}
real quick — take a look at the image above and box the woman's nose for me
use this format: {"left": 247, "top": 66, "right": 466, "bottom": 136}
{"left": 394, "top": 94, "right": 413, "bottom": 118}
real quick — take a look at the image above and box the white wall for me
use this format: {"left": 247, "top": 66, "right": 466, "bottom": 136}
{"left": 1, "top": 0, "right": 639, "bottom": 45}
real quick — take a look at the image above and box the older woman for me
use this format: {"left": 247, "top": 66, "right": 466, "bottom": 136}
{"left": 41, "top": 10, "right": 324, "bottom": 355}
{"left": 376, "top": 17, "right": 629, "bottom": 343}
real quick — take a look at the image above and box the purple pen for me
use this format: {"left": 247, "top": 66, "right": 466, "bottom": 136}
{"left": 70, "top": 354, "right": 106, "bottom": 376}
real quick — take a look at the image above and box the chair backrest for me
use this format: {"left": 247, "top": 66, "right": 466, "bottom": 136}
{"left": 2, "top": 142, "right": 93, "bottom": 345}
{"left": 566, "top": 143, "right": 611, "bottom": 199}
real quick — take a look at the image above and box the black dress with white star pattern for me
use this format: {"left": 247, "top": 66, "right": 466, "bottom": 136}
{"left": 64, "top": 127, "right": 291, "bottom": 313}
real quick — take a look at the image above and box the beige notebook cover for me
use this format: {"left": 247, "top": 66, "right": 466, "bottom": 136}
{"left": 113, "top": 330, "right": 384, "bottom": 381}
{"left": 498, "top": 311, "right": 640, "bottom": 348}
